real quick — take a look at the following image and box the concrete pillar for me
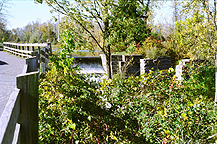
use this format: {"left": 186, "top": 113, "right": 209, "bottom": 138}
{"left": 100, "top": 54, "right": 108, "bottom": 79}
{"left": 175, "top": 59, "right": 190, "bottom": 81}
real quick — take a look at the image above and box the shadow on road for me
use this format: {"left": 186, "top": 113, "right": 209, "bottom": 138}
{"left": 0, "top": 60, "right": 8, "bottom": 65}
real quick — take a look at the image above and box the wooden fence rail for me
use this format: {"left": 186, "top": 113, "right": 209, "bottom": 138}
{"left": 0, "top": 57, "right": 39, "bottom": 144}
{"left": 0, "top": 42, "right": 49, "bottom": 143}
{"left": 3, "top": 42, "right": 52, "bottom": 73}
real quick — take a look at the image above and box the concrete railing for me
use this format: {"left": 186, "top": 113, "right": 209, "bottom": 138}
{"left": 3, "top": 42, "right": 52, "bottom": 73}
{"left": 0, "top": 56, "right": 39, "bottom": 144}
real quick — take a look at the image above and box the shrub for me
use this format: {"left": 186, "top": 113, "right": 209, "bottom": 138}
{"left": 134, "top": 36, "right": 168, "bottom": 59}
{"left": 39, "top": 57, "right": 217, "bottom": 143}
{"left": 166, "top": 13, "right": 217, "bottom": 61}
{"left": 182, "top": 60, "right": 215, "bottom": 100}
{"left": 39, "top": 54, "right": 99, "bottom": 143}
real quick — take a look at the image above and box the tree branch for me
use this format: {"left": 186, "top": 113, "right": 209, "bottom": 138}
{"left": 214, "top": 0, "right": 217, "bottom": 29}
{"left": 78, "top": 0, "right": 104, "bottom": 33}
{"left": 94, "top": 0, "right": 103, "bottom": 21}
{"left": 52, "top": 0, "right": 105, "bottom": 53}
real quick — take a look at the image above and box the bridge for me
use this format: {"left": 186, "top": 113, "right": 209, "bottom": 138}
{"left": 0, "top": 42, "right": 52, "bottom": 144}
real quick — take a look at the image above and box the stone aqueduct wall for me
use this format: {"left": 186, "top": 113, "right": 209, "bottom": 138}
{"left": 140, "top": 56, "right": 171, "bottom": 75}
{"left": 111, "top": 55, "right": 144, "bottom": 76}
{"left": 101, "top": 54, "right": 172, "bottom": 77}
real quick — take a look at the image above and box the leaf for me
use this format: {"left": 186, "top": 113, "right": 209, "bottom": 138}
{"left": 69, "top": 122, "right": 76, "bottom": 130}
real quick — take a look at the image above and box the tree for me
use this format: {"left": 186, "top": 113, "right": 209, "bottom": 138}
{"left": 181, "top": 0, "right": 216, "bottom": 29}
{"left": 8, "top": 20, "right": 58, "bottom": 43}
{"left": 0, "top": 0, "right": 7, "bottom": 24}
{"left": 168, "top": 12, "right": 216, "bottom": 60}
{"left": 0, "top": 0, "right": 8, "bottom": 42}
{"left": 9, "top": 27, "right": 25, "bottom": 42}
{"left": 180, "top": 0, "right": 216, "bottom": 43}
{"left": 37, "top": 0, "right": 154, "bottom": 79}
{"left": 164, "top": 1, "right": 217, "bottom": 61}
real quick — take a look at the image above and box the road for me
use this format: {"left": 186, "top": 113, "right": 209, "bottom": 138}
{"left": 0, "top": 51, "right": 25, "bottom": 117}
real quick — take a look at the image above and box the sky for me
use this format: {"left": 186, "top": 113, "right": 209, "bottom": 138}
{"left": 5, "top": 0, "right": 174, "bottom": 30}
{"left": 6, "top": 0, "right": 55, "bottom": 29}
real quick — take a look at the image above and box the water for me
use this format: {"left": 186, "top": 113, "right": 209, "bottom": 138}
{"left": 74, "top": 56, "right": 104, "bottom": 74}
{"left": 52, "top": 49, "right": 106, "bottom": 81}
{"left": 73, "top": 56, "right": 106, "bottom": 82}
{"left": 52, "top": 49, "right": 101, "bottom": 57}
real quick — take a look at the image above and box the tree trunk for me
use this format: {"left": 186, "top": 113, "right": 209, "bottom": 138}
{"left": 105, "top": 45, "right": 112, "bottom": 79}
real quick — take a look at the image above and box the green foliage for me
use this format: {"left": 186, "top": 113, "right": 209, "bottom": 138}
{"left": 182, "top": 61, "right": 215, "bottom": 100}
{"left": 99, "top": 68, "right": 216, "bottom": 143}
{"left": 8, "top": 20, "right": 58, "bottom": 44}
{"left": 109, "top": 0, "right": 151, "bottom": 53}
{"left": 38, "top": 1, "right": 217, "bottom": 142}
{"left": 166, "top": 12, "right": 217, "bottom": 60}
{"left": 39, "top": 41, "right": 101, "bottom": 142}
{"left": 39, "top": 55, "right": 99, "bottom": 143}
{"left": 39, "top": 60, "right": 217, "bottom": 143}
{"left": 59, "top": 17, "right": 98, "bottom": 51}
{"left": 134, "top": 36, "right": 167, "bottom": 59}
{"left": 59, "top": 30, "right": 75, "bottom": 54}
{"left": 42, "top": 0, "right": 158, "bottom": 78}
{"left": 1, "top": 35, "right": 7, "bottom": 43}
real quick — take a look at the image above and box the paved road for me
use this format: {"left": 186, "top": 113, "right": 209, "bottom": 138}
{"left": 0, "top": 51, "right": 25, "bottom": 117}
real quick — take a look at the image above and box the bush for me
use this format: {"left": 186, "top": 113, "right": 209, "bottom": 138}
{"left": 39, "top": 54, "right": 101, "bottom": 143}
{"left": 39, "top": 57, "right": 217, "bottom": 143}
{"left": 98, "top": 69, "right": 217, "bottom": 143}
{"left": 182, "top": 60, "right": 215, "bottom": 100}
{"left": 134, "top": 36, "right": 168, "bottom": 59}
{"left": 166, "top": 13, "right": 217, "bottom": 61}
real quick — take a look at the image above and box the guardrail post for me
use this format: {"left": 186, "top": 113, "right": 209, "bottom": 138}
{"left": 45, "top": 46, "right": 49, "bottom": 68}
{"left": 40, "top": 47, "right": 46, "bottom": 73}
{"left": 47, "top": 42, "right": 52, "bottom": 55}
{"left": 38, "top": 46, "right": 41, "bottom": 70}
{"left": 26, "top": 56, "right": 38, "bottom": 73}
{"left": 17, "top": 71, "right": 39, "bottom": 144}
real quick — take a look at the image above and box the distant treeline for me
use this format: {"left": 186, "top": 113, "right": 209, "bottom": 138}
{"left": 1, "top": 20, "right": 58, "bottom": 44}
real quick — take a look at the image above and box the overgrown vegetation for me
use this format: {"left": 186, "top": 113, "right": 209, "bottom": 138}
{"left": 1, "top": 0, "right": 212, "bottom": 143}
{"left": 38, "top": 1, "right": 217, "bottom": 142}
{"left": 39, "top": 50, "right": 217, "bottom": 143}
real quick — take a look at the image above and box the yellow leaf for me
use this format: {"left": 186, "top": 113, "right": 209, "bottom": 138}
{"left": 181, "top": 113, "right": 186, "bottom": 118}
{"left": 110, "top": 131, "right": 117, "bottom": 141}
{"left": 164, "top": 129, "right": 170, "bottom": 135}
{"left": 69, "top": 123, "right": 76, "bottom": 130}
